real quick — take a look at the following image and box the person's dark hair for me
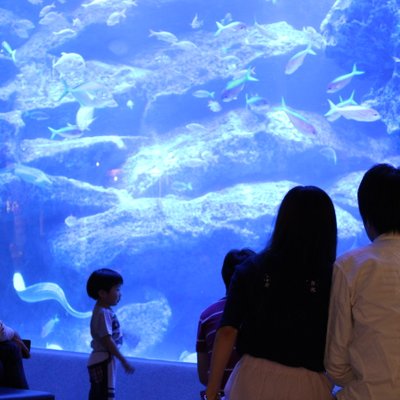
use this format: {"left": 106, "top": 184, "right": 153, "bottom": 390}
{"left": 358, "top": 163, "right": 400, "bottom": 235}
{"left": 267, "top": 185, "right": 337, "bottom": 274}
{"left": 222, "top": 248, "right": 255, "bottom": 292}
{"left": 86, "top": 268, "right": 123, "bottom": 300}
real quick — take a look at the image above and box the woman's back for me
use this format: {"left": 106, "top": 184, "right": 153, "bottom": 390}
{"left": 224, "top": 251, "right": 332, "bottom": 371}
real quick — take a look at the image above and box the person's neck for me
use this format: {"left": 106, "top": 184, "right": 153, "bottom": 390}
{"left": 96, "top": 300, "right": 111, "bottom": 308}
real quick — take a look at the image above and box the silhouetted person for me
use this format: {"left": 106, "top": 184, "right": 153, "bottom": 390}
{"left": 206, "top": 186, "right": 337, "bottom": 400}
{"left": 0, "top": 320, "right": 29, "bottom": 389}
{"left": 196, "top": 248, "right": 255, "bottom": 398}
{"left": 325, "top": 163, "right": 400, "bottom": 400}
{"left": 86, "top": 268, "right": 134, "bottom": 400}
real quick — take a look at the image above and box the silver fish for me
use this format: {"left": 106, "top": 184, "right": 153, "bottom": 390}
{"left": 13, "top": 272, "right": 92, "bottom": 319}
{"left": 149, "top": 29, "right": 178, "bottom": 44}
{"left": 13, "top": 164, "right": 52, "bottom": 187}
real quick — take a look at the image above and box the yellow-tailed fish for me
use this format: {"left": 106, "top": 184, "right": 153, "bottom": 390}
{"left": 221, "top": 68, "right": 258, "bottom": 102}
{"left": 48, "top": 124, "right": 83, "bottom": 139}
{"left": 215, "top": 21, "right": 246, "bottom": 36}
{"left": 274, "top": 98, "right": 317, "bottom": 135}
{"left": 1, "top": 41, "right": 17, "bottom": 63}
{"left": 327, "top": 64, "right": 365, "bottom": 93}
{"left": 325, "top": 91, "right": 357, "bottom": 121}
{"left": 285, "top": 45, "right": 316, "bottom": 75}
{"left": 326, "top": 100, "right": 380, "bottom": 122}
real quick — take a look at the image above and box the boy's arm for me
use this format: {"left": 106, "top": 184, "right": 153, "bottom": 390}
{"left": 206, "top": 326, "right": 238, "bottom": 400}
{"left": 0, "top": 321, "right": 30, "bottom": 358}
{"left": 324, "top": 265, "right": 355, "bottom": 386}
{"left": 100, "top": 335, "right": 135, "bottom": 374}
{"left": 0, "top": 321, "right": 15, "bottom": 341}
{"left": 197, "top": 351, "right": 209, "bottom": 386}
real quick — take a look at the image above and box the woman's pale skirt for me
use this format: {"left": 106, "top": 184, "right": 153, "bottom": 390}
{"left": 224, "top": 354, "right": 334, "bottom": 400}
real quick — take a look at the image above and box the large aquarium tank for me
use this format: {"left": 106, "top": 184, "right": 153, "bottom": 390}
{"left": 0, "top": 0, "right": 399, "bottom": 362}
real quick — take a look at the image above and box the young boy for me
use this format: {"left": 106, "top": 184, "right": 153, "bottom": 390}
{"left": 325, "top": 163, "right": 400, "bottom": 399}
{"left": 196, "top": 248, "right": 255, "bottom": 399}
{"left": 86, "top": 268, "right": 135, "bottom": 400}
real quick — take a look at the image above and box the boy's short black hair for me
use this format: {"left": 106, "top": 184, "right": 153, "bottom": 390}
{"left": 86, "top": 268, "right": 123, "bottom": 300}
{"left": 358, "top": 163, "right": 400, "bottom": 235}
{"left": 222, "top": 248, "right": 255, "bottom": 292}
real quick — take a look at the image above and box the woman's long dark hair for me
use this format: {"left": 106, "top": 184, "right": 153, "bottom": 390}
{"left": 266, "top": 186, "right": 337, "bottom": 276}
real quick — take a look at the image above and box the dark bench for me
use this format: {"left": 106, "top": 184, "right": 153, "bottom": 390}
{"left": 0, "top": 388, "right": 54, "bottom": 399}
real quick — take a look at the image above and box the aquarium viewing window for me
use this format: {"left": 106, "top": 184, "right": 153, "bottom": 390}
{"left": 0, "top": 0, "right": 399, "bottom": 362}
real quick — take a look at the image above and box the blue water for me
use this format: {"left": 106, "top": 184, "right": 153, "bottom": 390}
{"left": 0, "top": 0, "right": 398, "bottom": 362}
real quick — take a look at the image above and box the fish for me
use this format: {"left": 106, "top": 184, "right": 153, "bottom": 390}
{"left": 41, "top": 315, "right": 60, "bottom": 338}
{"left": 185, "top": 123, "right": 206, "bottom": 132}
{"left": 245, "top": 94, "right": 269, "bottom": 109}
{"left": 52, "top": 28, "right": 77, "bottom": 38}
{"left": 326, "top": 100, "right": 381, "bottom": 122}
{"left": 53, "top": 52, "right": 86, "bottom": 72}
{"left": 274, "top": 98, "right": 317, "bottom": 135}
{"left": 64, "top": 215, "right": 78, "bottom": 227}
{"left": 39, "top": 3, "right": 56, "bottom": 18}
{"left": 13, "top": 272, "right": 92, "bottom": 319}
{"left": 13, "top": 164, "right": 52, "bottom": 187}
{"left": 220, "top": 13, "right": 233, "bottom": 25}
{"left": 190, "top": 14, "right": 203, "bottom": 29}
{"left": 170, "top": 40, "right": 198, "bottom": 51}
{"left": 208, "top": 100, "right": 222, "bottom": 112}
{"left": 11, "top": 19, "right": 35, "bottom": 39}
{"left": 48, "top": 124, "right": 83, "bottom": 140}
{"left": 126, "top": 99, "right": 134, "bottom": 109}
{"left": 82, "top": 0, "right": 109, "bottom": 7}
{"left": 337, "top": 91, "right": 358, "bottom": 107}
{"left": 215, "top": 21, "right": 246, "bottom": 36}
{"left": 192, "top": 90, "right": 214, "bottom": 99}
{"left": 1, "top": 41, "right": 17, "bottom": 63}
{"left": 22, "top": 109, "right": 50, "bottom": 121}
{"left": 39, "top": 11, "right": 63, "bottom": 25}
{"left": 57, "top": 80, "right": 100, "bottom": 106}
{"left": 319, "top": 147, "right": 337, "bottom": 165}
{"left": 325, "top": 91, "right": 357, "bottom": 121}
{"left": 285, "top": 45, "right": 316, "bottom": 75}
{"left": 72, "top": 18, "right": 82, "bottom": 27}
{"left": 149, "top": 29, "right": 178, "bottom": 44}
{"left": 107, "top": 9, "right": 127, "bottom": 26}
{"left": 327, "top": 64, "right": 365, "bottom": 93}
{"left": 76, "top": 106, "right": 95, "bottom": 131}
{"left": 170, "top": 181, "right": 193, "bottom": 193}
{"left": 221, "top": 68, "right": 258, "bottom": 102}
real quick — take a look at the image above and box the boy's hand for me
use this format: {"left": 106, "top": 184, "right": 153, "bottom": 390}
{"left": 12, "top": 333, "right": 31, "bottom": 359}
{"left": 122, "top": 359, "right": 135, "bottom": 374}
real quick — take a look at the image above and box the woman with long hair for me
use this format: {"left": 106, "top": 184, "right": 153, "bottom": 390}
{"left": 205, "top": 185, "right": 337, "bottom": 400}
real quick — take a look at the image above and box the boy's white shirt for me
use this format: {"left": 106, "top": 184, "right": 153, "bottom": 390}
{"left": 88, "top": 304, "right": 120, "bottom": 366}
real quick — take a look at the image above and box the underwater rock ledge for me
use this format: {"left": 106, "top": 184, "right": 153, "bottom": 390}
{"left": 47, "top": 180, "right": 363, "bottom": 272}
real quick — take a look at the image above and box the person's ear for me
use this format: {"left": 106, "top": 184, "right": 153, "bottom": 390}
{"left": 364, "top": 220, "right": 378, "bottom": 241}
{"left": 98, "top": 289, "right": 108, "bottom": 299}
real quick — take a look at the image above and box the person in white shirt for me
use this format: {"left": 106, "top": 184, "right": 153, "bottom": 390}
{"left": 0, "top": 320, "right": 30, "bottom": 388}
{"left": 325, "top": 163, "right": 400, "bottom": 400}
